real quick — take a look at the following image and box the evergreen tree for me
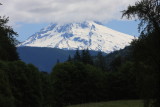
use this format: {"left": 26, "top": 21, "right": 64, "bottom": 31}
{"left": 95, "top": 52, "right": 106, "bottom": 71}
{"left": 67, "top": 55, "right": 72, "bottom": 62}
{"left": 74, "top": 49, "right": 81, "bottom": 62}
{"left": 56, "top": 59, "right": 60, "bottom": 64}
{"left": 81, "top": 49, "right": 93, "bottom": 65}
{"left": 110, "top": 55, "right": 122, "bottom": 72}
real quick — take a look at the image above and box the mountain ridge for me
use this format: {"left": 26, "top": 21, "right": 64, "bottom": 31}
{"left": 17, "top": 47, "right": 105, "bottom": 72}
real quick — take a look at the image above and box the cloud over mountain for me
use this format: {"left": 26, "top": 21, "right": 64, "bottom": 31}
{"left": 0, "top": 0, "right": 137, "bottom": 24}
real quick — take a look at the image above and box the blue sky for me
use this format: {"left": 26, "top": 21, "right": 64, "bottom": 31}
{"left": 14, "top": 22, "right": 49, "bottom": 42}
{"left": 0, "top": 0, "right": 139, "bottom": 42}
{"left": 105, "top": 20, "right": 140, "bottom": 37}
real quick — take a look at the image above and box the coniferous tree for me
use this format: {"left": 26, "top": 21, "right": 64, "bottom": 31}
{"left": 86, "top": 49, "right": 93, "bottom": 65}
{"left": 67, "top": 55, "right": 72, "bottom": 62}
{"left": 95, "top": 52, "right": 106, "bottom": 71}
{"left": 56, "top": 59, "right": 60, "bottom": 64}
{"left": 81, "top": 49, "right": 93, "bottom": 65}
{"left": 74, "top": 49, "right": 81, "bottom": 62}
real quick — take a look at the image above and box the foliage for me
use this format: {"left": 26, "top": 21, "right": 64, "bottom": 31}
{"left": 0, "top": 61, "right": 43, "bottom": 107}
{"left": 51, "top": 62, "right": 105, "bottom": 106}
{"left": 81, "top": 49, "right": 93, "bottom": 65}
{"left": 50, "top": 61, "right": 139, "bottom": 107}
{"left": 74, "top": 49, "right": 81, "bottom": 62}
{"left": 122, "top": 0, "right": 160, "bottom": 34}
{"left": 0, "top": 65, "right": 15, "bottom": 107}
{"left": 94, "top": 52, "right": 106, "bottom": 71}
{"left": 130, "top": 32, "right": 160, "bottom": 107}
{"left": 0, "top": 16, "right": 19, "bottom": 61}
{"left": 123, "top": 0, "right": 160, "bottom": 107}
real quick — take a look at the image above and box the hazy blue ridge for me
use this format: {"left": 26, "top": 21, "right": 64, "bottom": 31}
{"left": 17, "top": 47, "right": 103, "bottom": 72}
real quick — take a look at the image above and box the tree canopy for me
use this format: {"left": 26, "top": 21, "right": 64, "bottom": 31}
{"left": 123, "top": 0, "right": 160, "bottom": 107}
{"left": 0, "top": 16, "right": 19, "bottom": 61}
{"left": 122, "top": 0, "right": 160, "bottom": 34}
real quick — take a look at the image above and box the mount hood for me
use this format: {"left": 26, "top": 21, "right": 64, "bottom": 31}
{"left": 18, "top": 21, "right": 135, "bottom": 53}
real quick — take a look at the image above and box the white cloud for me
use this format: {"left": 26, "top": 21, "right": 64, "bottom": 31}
{"left": 0, "top": 0, "right": 137, "bottom": 24}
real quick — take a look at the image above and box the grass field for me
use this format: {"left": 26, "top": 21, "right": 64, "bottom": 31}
{"left": 67, "top": 100, "right": 143, "bottom": 107}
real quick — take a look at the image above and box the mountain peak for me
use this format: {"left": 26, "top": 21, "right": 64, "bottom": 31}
{"left": 18, "top": 21, "right": 134, "bottom": 53}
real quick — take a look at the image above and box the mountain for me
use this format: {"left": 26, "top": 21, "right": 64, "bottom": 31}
{"left": 18, "top": 21, "right": 134, "bottom": 53}
{"left": 17, "top": 47, "right": 104, "bottom": 72}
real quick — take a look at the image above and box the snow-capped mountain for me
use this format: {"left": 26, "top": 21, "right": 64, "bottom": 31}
{"left": 18, "top": 21, "right": 135, "bottom": 53}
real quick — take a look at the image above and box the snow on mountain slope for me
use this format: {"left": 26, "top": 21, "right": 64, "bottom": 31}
{"left": 18, "top": 21, "right": 135, "bottom": 53}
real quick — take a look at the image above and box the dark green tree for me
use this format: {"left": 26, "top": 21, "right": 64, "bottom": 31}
{"left": 51, "top": 62, "right": 105, "bottom": 107}
{"left": 122, "top": 0, "right": 160, "bottom": 34}
{"left": 40, "top": 72, "right": 54, "bottom": 107}
{"left": 74, "top": 49, "right": 81, "bottom": 62}
{"left": 81, "top": 49, "right": 93, "bottom": 65}
{"left": 110, "top": 55, "right": 122, "bottom": 72}
{"left": 67, "top": 55, "right": 72, "bottom": 62}
{"left": 56, "top": 59, "right": 60, "bottom": 64}
{"left": 122, "top": 0, "right": 160, "bottom": 106}
{"left": 95, "top": 52, "right": 106, "bottom": 71}
{"left": 0, "top": 16, "right": 19, "bottom": 61}
{"left": 3, "top": 61, "right": 43, "bottom": 107}
{"left": 0, "top": 4, "right": 44, "bottom": 107}
{"left": 0, "top": 62, "right": 15, "bottom": 107}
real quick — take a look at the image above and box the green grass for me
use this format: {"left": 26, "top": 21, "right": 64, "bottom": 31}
{"left": 66, "top": 100, "right": 143, "bottom": 107}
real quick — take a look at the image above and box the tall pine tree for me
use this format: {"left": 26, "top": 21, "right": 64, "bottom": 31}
{"left": 74, "top": 49, "right": 81, "bottom": 62}
{"left": 81, "top": 49, "right": 93, "bottom": 65}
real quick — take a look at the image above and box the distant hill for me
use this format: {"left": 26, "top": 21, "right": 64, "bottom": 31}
{"left": 17, "top": 47, "right": 102, "bottom": 72}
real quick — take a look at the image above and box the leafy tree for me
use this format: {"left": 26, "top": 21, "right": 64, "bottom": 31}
{"left": 130, "top": 32, "right": 160, "bottom": 107}
{"left": 0, "top": 16, "right": 19, "bottom": 61}
{"left": 0, "top": 62, "right": 15, "bottom": 107}
{"left": 118, "top": 61, "right": 138, "bottom": 99}
{"left": 0, "top": 5, "right": 45, "bottom": 107}
{"left": 0, "top": 61, "right": 43, "bottom": 107}
{"left": 122, "top": 0, "right": 160, "bottom": 34}
{"left": 40, "top": 72, "right": 54, "bottom": 107}
{"left": 122, "top": 0, "right": 160, "bottom": 106}
{"left": 51, "top": 62, "right": 105, "bottom": 107}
